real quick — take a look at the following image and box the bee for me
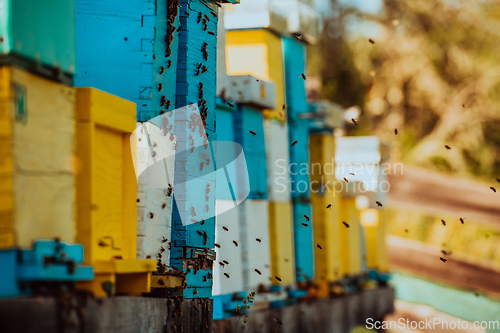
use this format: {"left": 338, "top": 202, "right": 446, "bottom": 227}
{"left": 301, "top": 73, "right": 306, "bottom": 80}
{"left": 441, "top": 219, "right": 446, "bottom": 226}
{"left": 395, "top": 128, "right": 398, "bottom": 135}
{"left": 197, "top": 230, "right": 203, "bottom": 236}
{"left": 244, "top": 318, "right": 249, "bottom": 324}
{"left": 159, "top": 67, "right": 165, "bottom": 74}
{"left": 343, "top": 221, "right": 350, "bottom": 228}
{"left": 199, "top": 161, "right": 205, "bottom": 171}
{"left": 223, "top": 226, "right": 228, "bottom": 231}
{"left": 227, "top": 102, "right": 235, "bottom": 108}
{"left": 167, "top": 184, "right": 173, "bottom": 197}
{"left": 351, "top": 118, "right": 357, "bottom": 125}
{"left": 204, "top": 14, "right": 210, "bottom": 21}
{"left": 150, "top": 212, "right": 154, "bottom": 219}
{"left": 441, "top": 250, "right": 452, "bottom": 255}
{"left": 275, "top": 276, "right": 282, "bottom": 282}
{"left": 207, "top": 272, "right": 213, "bottom": 279}
{"left": 203, "top": 231, "right": 208, "bottom": 245}
{"left": 219, "top": 262, "right": 225, "bottom": 267}
{"left": 295, "top": 35, "right": 302, "bottom": 42}
{"left": 223, "top": 260, "right": 229, "bottom": 265}
{"left": 291, "top": 140, "right": 298, "bottom": 146}
{"left": 256, "top": 238, "right": 262, "bottom": 243}
{"left": 304, "top": 215, "right": 310, "bottom": 221}
{"left": 201, "top": 42, "right": 208, "bottom": 60}
{"left": 211, "top": 11, "right": 217, "bottom": 18}
{"left": 343, "top": 177, "right": 349, "bottom": 183}
{"left": 317, "top": 244, "right": 322, "bottom": 250}
{"left": 208, "top": 31, "right": 215, "bottom": 36}
{"left": 445, "top": 145, "right": 451, "bottom": 150}
{"left": 201, "top": 66, "right": 208, "bottom": 73}
{"left": 283, "top": 104, "right": 287, "bottom": 110}
{"left": 124, "top": 37, "right": 128, "bottom": 41}
{"left": 491, "top": 186, "right": 497, "bottom": 193}
{"left": 197, "top": 12, "right": 202, "bottom": 23}
{"left": 224, "top": 273, "right": 230, "bottom": 278}
{"left": 162, "top": 236, "right": 168, "bottom": 243}
{"left": 205, "top": 205, "right": 210, "bottom": 213}
{"left": 276, "top": 318, "right": 283, "bottom": 326}
{"left": 459, "top": 217, "right": 465, "bottom": 224}
{"left": 167, "top": 60, "right": 172, "bottom": 68}
{"left": 496, "top": 178, "right": 500, "bottom": 183}
{"left": 404, "top": 229, "right": 408, "bottom": 233}
{"left": 302, "top": 223, "right": 308, "bottom": 227}
{"left": 214, "top": 1, "right": 222, "bottom": 7}
{"left": 376, "top": 201, "right": 383, "bottom": 207}
{"left": 369, "top": 38, "right": 375, "bottom": 44}
{"left": 200, "top": 219, "right": 205, "bottom": 225}
{"left": 439, "top": 257, "right": 447, "bottom": 263}
{"left": 250, "top": 130, "right": 257, "bottom": 136}
{"left": 214, "top": 243, "right": 220, "bottom": 248}
{"left": 255, "top": 269, "right": 262, "bottom": 275}
{"left": 168, "top": 242, "right": 172, "bottom": 250}
{"left": 326, "top": 204, "right": 332, "bottom": 210}
{"left": 233, "top": 240, "right": 239, "bottom": 247}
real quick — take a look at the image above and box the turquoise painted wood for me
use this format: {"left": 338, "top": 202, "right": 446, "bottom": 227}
{"left": 0, "top": 250, "right": 19, "bottom": 298}
{"left": 75, "top": 0, "right": 177, "bottom": 121}
{"left": 0, "top": 0, "right": 75, "bottom": 82}
{"left": 292, "top": 202, "right": 314, "bottom": 282}
{"left": 288, "top": 117, "right": 311, "bottom": 199}
{"left": 233, "top": 105, "right": 267, "bottom": 199}
{"left": 283, "top": 36, "right": 307, "bottom": 119}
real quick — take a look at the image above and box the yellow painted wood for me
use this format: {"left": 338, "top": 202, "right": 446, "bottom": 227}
{"left": 309, "top": 134, "right": 336, "bottom": 184}
{"left": 339, "top": 197, "right": 362, "bottom": 277}
{"left": 364, "top": 211, "right": 389, "bottom": 272}
{"left": 268, "top": 202, "right": 295, "bottom": 285}
{"left": 151, "top": 275, "right": 184, "bottom": 288}
{"left": 0, "top": 66, "right": 75, "bottom": 249}
{"left": 226, "top": 29, "right": 285, "bottom": 121}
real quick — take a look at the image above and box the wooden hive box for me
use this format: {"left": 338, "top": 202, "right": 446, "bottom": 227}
{"left": 0, "top": 65, "right": 75, "bottom": 250}
{"left": 75, "top": 88, "right": 155, "bottom": 297}
{"left": 268, "top": 201, "right": 295, "bottom": 285}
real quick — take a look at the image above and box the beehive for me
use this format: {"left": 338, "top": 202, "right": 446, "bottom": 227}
{"left": 0, "top": 0, "right": 75, "bottom": 83}
{"left": 363, "top": 209, "right": 389, "bottom": 272}
{"left": 226, "top": 29, "right": 285, "bottom": 121}
{"left": 339, "top": 197, "right": 362, "bottom": 277}
{"left": 0, "top": 66, "right": 75, "bottom": 249}
{"left": 75, "top": 88, "right": 155, "bottom": 297}
{"left": 264, "top": 119, "right": 291, "bottom": 203}
{"left": 283, "top": 36, "right": 308, "bottom": 118}
{"left": 268, "top": 201, "right": 295, "bottom": 285}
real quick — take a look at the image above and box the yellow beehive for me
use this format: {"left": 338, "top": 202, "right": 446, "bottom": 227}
{"left": 75, "top": 88, "right": 155, "bottom": 297}
{"left": 268, "top": 201, "right": 295, "bottom": 285}
{"left": 339, "top": 197, "right": 362, "bottom": 277}
{"left": 0, "top": 66, "right": 75, "bottom": 249}
{"left": 226, "top": 29, "right": 285, "bottom": 121}
{"left": 362, "top": 209, "right": 389, "bottom": 272}
{"left": 309, "top": 134, "right": 336, "bottom": 185}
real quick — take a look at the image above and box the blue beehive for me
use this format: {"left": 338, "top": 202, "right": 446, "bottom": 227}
{"left": 0, "top": 0, "right": 75, "bottom": 83}
{"left": 288, "top": 116, "right": 311, "bottom": 199}
{"left": 292, "top": 202, "right": 314, "bottom": 282}
{"left": 233, "top": 105, "right": 267, "bottom": 199}
{"left": 283, "top": 36, "right": 308, "bottom": 119}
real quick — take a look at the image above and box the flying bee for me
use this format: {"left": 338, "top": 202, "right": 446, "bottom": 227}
{"left": 291, "top": 140, "right": 298, "bottom": 146}
{"left": 441, "top": 219, "right": 446, "bottom": 226}
{"left": 301, "top": 73, "right": 306, "bottom": 80}
{"left": 404, "top": 229, "right": 408, "bottom": 233}
{"left": 276, "top": 318, "right": 283, "bottom": 326}
{"left": 219, "top": 262, "right": 225, "bottom": 267}
{"left": 441, "top": 250, "right": 452, "bottom": 255}
{"left": 491, "top": 186, "right": 497, "bottom": 193}
{"left": 227, "top": 102, "right": 235, "bottom": 108}
{"left": 150, "top": 212, "right": 154, "bottom": 219}
{"left": 326, "top": 204, "right": 332, "bottom": 210}
{"left": 223, "top": 260, "right": 229, "bottom": 265}
{"left": 302, "top": 223, "right": 308, "bottom": 227}
{"left": 395, "top": 128, "right": 398, "bottom": 135}
{"left": 214, "top": 243, "right": 220, "bottom": 248}
{"left": 295, "top": 35, "right": 302, "bottom": 42}
{"left": 440, "top": 257, "right": 447, "bottom": 263}
{"left": 351, "top": 118, "right": 357, "bottom": 125}
{"left": 244, "top": 318, "right": 249, "bottom": 324}
{"left": 317, "top": 244, "right": 322, "bottom": 250}
{"left": 224, "top": 273, "right": 230, "bottom": 278}
{"left": 343, "top": 177, "right": 349, "bottom": 183}
{"left": 376, "top": 201, "right": 383, "bottom": 207}
{"left": 255, "top": 269, "right": 262, "bottom": 275}
{"left": 369, "top": 38, "right": 375, "bottom": 44}
{"left": 222, "top": 226, "right": 228, "bottom": 231}
{"left": 445, "top": 145, "right": 451, "bottom": 150}
{"left": 343, "top": 221, "right": 350, "bottom": 228}
{"left": 304, "top": 215, "right": 310, "bottom": 221}
{"left": 250, "top": 130, "right": 257, "bottom": 136}
{"left": 349, "top": 172, "right": 355, "bottom": 175}
{"left": 275, "top": 276, "right": 282, "bottom": 282}
{"left": 233, "top": 240, "right": 239, "bottom": 247}
{"left": 459, "top": 217, "right": 465, "bottom": 224}
{"left": 256, "top": 238, "right": 262, "bottom": 243}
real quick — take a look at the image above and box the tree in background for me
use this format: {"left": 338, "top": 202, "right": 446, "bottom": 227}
{"left": 313, "top": 0, "right": 500, "bottom": 180}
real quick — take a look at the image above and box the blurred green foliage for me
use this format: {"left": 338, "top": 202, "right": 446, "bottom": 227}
{"left": 313, "top": 0, "right": 500, "bottom": 181}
